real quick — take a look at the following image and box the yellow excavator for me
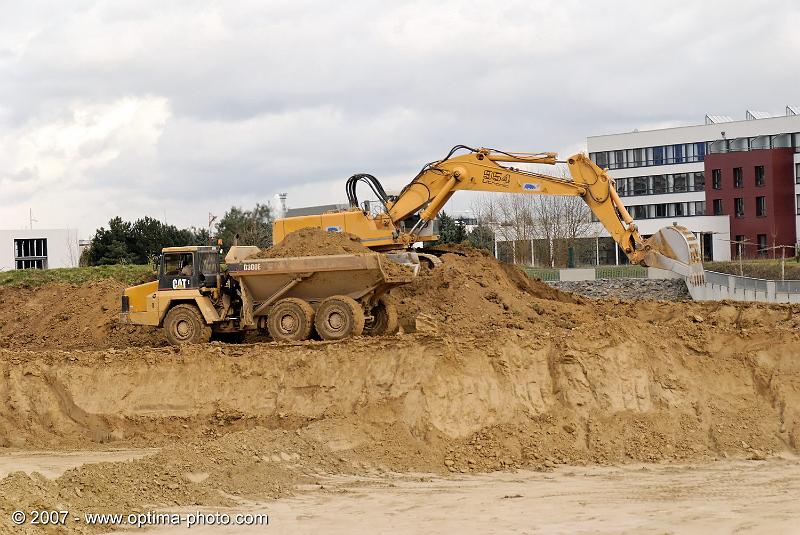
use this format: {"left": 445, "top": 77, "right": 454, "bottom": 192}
{"left": 273, "top": 145, "right": 705, "bottom": 284}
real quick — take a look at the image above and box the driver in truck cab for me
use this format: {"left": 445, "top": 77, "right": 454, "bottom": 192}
{"left": 180, "top": 255, "right": 193, "bottom": 277}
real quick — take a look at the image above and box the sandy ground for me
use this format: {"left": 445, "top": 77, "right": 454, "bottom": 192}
{"left": 0, "top": 449, "right": 157, "bottom": 479}
{"left": 118, "top": 458, "right": 800, "bottom": 535}
{"left": 6, "top": 450, "right": 795, "bottom": 534}
{"left": 0, "top": 450, "right": 800, "bottom": 535}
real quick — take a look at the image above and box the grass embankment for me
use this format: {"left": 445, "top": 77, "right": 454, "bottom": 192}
{"left": 0, "top": 264, "right": 154, "bottom": 287}
{"left": 705, "top": 259, "right": 800, "bottom": 280}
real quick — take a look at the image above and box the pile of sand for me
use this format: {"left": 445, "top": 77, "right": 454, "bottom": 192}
{"left": 392, "top": 251, "right": 577, "bottom": 333}
{"left": 0, "top": 426, "right": 360, "bottom": 514}
{"left": 252, "top": 228, "right": 373, "bottom": 258}
{"left": 0, "top": 280, "right": 165, "bottom": 350}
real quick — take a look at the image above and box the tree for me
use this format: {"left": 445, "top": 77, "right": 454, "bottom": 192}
{"left": 84, "top": 203, "right": 274, "bottom": 266}
{"left": 130, "top": 216, "right": 197, "bottom": 261}
{"left": 87, "top": 216, "right": 207, "bottom": 265}
{"left": 436, "top": 212, "right": 467, "bottom": 244}
{"left": 88, "top": 217, "right": 137, "bottom": 265}
{"left": 468, "top": 166, "right": 593, "bottom": 266}
{"left": 215, "top": 203, "right": 274, "bottom": 249}
{"left": 467, "top": 225, "right": 494, "bottom": 252}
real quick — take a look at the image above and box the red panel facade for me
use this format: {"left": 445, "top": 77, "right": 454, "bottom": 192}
{"left": 704, "top": 148, "right": 796, "bottom": 258}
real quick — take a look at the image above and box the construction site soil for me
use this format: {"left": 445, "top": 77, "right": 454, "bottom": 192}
{"left": 251, "top": 227, "right": 373, "bottom": 258}
{"left": 1, "top": 231, "right": 799, "bottom": 533}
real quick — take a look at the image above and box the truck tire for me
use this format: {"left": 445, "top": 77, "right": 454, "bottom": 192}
{"left": 164, "top": 304, "right": 212, "bottom": 346}
{"left": 364, "top": 294, "right": 399, "bottom": 336}
{"left": 267, "top": 298, "right": 314, "bottom": 342}
{"left": 314, "top": 295, "right": 365, "bottom": 340}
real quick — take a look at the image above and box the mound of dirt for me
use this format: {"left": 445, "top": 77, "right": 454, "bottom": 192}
{"left": 0, "top": 280, "right": 165, "bottom": 350}
{"left": 252, "top": 228, "right": 373, "bottom": 258}
{"left": 0, "top": 426, "right": 365, "bottom": 533}
{"left": 392, "top": 253, "right": 578, "bottom": 333}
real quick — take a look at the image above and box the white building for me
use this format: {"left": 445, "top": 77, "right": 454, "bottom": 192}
{"left": 0, "top": 229, "right": 80, "bottom": 270}
{"left": 588, "top": 107, "right": 800, "bottom": 262}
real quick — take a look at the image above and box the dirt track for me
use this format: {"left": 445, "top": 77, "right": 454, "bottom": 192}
{"left": 137, "top": 459, "right": 800, "bottom": 535}
{"left": 1, "top": 246, "right": 799, "bottom": 533}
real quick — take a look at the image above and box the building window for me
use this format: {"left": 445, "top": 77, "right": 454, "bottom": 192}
{"left": 796, "top": 194, "right": 800, "bottom": 215}
{"left": 594, "top": 152, "right": 608, "bottom": 168}
{"left": 673, "top": 173, "right": 688, "bottom": 192}
{"left": 654, "top": 204, "right": 668, "bottom": 218}
{"left": 672, "top": 144, "right": 684, "bottom": 164}
{"left": 696, "top": 142, "right": 706, "bottom": 161}
{"left": 757, "top": 234, "right": 768, "bottom": 257}
{"left": 795, "top": 163, "right": 800, "bottom": 184}
{"left": 755, "top": 165, "right": 765, "bottom": 187}
{"left": 713, "top": 199, "right": 724, "bottom": 215}
{"left": 631, "top": 205, "right": 648, "bottom": 220}
{"left": 693, "top": 172, "right": 705, "bottom": 191}
{"left": 633, "top": 176, "right": 649, "bottom": 195}
{"left": 756, "top": 196, "right": 766, "bottom": 217}
{"left": 14, "top": 238, "right": 48, "bottom": 270}
{"left": 613, "top": 150, "right": 625, "bottom": 169}
{"left": 652, "top": 175, "right": 667, "bottom": 194}
{"left": 653, "top": 146, "right": 664, "bottom": 165}
{"left": 733, "top": 167, "right": 743, "bottom": 188}
{"left": 695, "top": 201, "right": 706, "bottom": 215}
{"left": 615, "top": 177, "right": 628, "bottom": 196}
{"left": 712, "top": 169, "right": 722, "bottom": 189}
{"left": 734, "top": 198, "right": 744, "bottom": 218}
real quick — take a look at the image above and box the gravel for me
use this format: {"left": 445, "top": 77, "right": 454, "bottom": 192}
{"left": 547, "top": 278, "right": 690, "bottom": 301}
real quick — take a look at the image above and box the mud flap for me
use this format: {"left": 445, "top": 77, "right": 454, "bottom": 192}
{"left": 239, "top": 280, "right": 256, "bottom": 327}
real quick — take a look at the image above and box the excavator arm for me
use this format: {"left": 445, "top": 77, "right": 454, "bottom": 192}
{"left": 383, "top": 146, "right": 704, "bottom": 284}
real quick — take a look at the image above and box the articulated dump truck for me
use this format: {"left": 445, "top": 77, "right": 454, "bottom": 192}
{"left": 120, "top": 245, "right": 414, "bottom": 345}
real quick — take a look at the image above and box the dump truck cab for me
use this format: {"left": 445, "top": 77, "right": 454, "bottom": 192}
{"left": 158, "top": 246, "right": 221, "bottom": 291}
{"left": 121, "top": 246, "right": 227, "bottom": 344}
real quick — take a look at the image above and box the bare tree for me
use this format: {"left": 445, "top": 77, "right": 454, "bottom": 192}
{"left": 469, "top": 168, "right": 592, "bottom": 266}
{"left": 65, "top": 229, "right": 80, "bottom": 268}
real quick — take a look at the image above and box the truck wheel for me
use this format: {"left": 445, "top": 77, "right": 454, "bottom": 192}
{"left": 364, "top": 294, "right": 399, "bottom": 336}
{"left": 164, "top": 304, "right": 212, "bottom": 346}
{"left": 314, "top": 295, "right": 365, "bottom": 340}
{"left": 267, "top": 298, "right": 314, "bottom": 342}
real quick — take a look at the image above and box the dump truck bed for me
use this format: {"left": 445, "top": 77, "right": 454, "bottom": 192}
{"left": 225, "top": 252, "right": 412, "bottom": 305}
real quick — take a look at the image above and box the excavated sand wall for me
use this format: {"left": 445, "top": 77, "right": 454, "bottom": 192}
{"left": 3, "top": 328, "right": 798, "bottom": 462}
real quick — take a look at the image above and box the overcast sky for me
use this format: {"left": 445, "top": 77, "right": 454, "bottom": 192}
{"left": 1, "top": 0, "right": 798, "bottom": 237}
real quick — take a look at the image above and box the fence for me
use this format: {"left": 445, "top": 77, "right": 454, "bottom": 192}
{"left": 522, "top": 264, "right": 800, "bottom": 303}
{"left": 689, "top": 270, "right": 800, "bottom": 303}
{"left": 523, "top": 265, "right": 674, "bottom": 282}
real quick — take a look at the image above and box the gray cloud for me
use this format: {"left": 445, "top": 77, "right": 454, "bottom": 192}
{"left": 0, "top": 0, "right": 798, "bottom": 236}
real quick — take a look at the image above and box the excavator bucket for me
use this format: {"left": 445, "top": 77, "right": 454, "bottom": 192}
{"left": 641, "top": 224, "right": 705, "bottom": 286}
